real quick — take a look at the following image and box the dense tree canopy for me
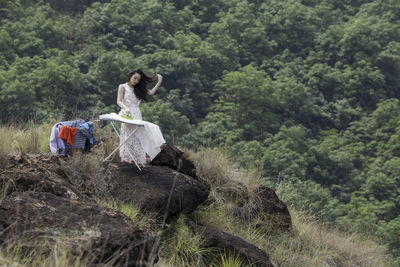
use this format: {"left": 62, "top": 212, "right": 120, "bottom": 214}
{"left": 0, "top": 0, "right": 399, "bottom": 260}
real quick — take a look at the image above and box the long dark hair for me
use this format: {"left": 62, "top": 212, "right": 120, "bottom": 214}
{"left": 128, "top": 69, "right": 155, "bottom": 101}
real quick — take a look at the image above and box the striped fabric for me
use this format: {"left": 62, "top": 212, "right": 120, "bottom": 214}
{"left": 65, "top": 130, "right": 87, "bottom": 150}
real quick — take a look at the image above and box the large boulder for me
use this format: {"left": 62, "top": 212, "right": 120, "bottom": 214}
{"left": 0, "top": 191, "right": 157, "bottom": 266}
{"left": 236, "top": 185, "right": 292, "bottom": 231}
{"left": 108, "top": 163, "right": 209, "bottom": 218}
{"left": 1, "top": 153, "right": 112, "bottom": 200}
{"left": 0, "top": 154, "right": 90, "bottom": 202}
{"left": 1, "top": 168, "right": 82, "bottom": 200}
{"left": 150, "top": 144, "right": 197, "bottom": 178}
{"left": 253, "top": 185, "right": 292, "bottom": 230}
{"left": 191, "top": 224, "right": 275, "bottom": 267}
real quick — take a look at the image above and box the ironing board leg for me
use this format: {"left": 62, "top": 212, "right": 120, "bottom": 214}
{"left": 110, "top": 121, "right": 142, "bottom": 170}
{"left": 111, "top": 121, "right": 120, "bottom": 137}
{"left": 103, "top": 125, "right": 141, "bottom": 171}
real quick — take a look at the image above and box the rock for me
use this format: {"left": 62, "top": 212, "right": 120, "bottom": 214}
{"left": 0, "top": 153, "right": 85, "bottom": 200}
{"left": 0, "top": 152, "right": 290, "bottom": 265}
{"left": 150, "top": 144, "right": 197, "bottom": 178}
{"left": 191, "top": 224, "right": 274, "bottom": 267}
{"left": 253, "top": 185, "right": 292, "bottom": 231}
{"left": 14, "top": 151, "right": 24, "bottom": 163}
{"left": 237, "top": 185, "right": 292, "bottom": 231}
{"left": 0, "top": 191, "right": 157, "bottom": 266}
{"left": 108, "top": 163, "right": 209, "bottom": 218}
{"left": 1, "top": 170, "right": 82, "bottom": 200}
{"left": 1, "top": 153, "right": 111, "bottom": 200}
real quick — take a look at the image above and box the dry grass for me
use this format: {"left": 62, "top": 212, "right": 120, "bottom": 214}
{"left": 192, "top": 202, "right": 269, "bottom": 250}
{"left": 189, "top": 148, "right": 389, "bottom": 267}
{"left": 5, "top": 234, "right": 89, "bottom": 267}
{"left": 13, "top": 121, "right": 54, "bottom": 154}
{"left": 0, "top": 125, "right": 392, "bottom": 266}
{"left": 0, "top": 125, "right": 14, "bottom": 168}
{"left": 257, "top": 209, "right": 390, "bottom": 267}
{"left": 193, "top": 201, "right": 389, "bottom": 267}
{"left": 59, "top": 149, "right": 112, "bottom": 199}
{"left": 191, "top": 148, "right": 262, "bottom": 206}
{"left": 0, "top": 121, "right": 55, "bottom": 163}
{"left": 13, "top": 124, "right": 41, "bottom": 154}
{"left": 284, "top": 210, "right": 387, "bottom": 267}
{"left": 93, "top": 122, "right": 121, "bottom": 161}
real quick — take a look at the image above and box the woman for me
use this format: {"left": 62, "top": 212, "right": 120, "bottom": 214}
{"left": 117, "top": 69, "right": 163, "bottom": 165}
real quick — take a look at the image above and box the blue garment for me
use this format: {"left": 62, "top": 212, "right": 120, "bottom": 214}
{"left": 61, "top": 119, "right": 85, "bottom": 128}
{"left": 78, "top": 121, "right": 94, "bottom": 145}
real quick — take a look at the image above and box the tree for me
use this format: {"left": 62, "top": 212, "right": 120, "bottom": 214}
{"left": 213, "top": 65, "right": 280, "bottom": 140}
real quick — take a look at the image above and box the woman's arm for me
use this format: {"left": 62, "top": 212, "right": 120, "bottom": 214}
{"left": 117, "top": 85, "right": 130, "bottom": 113}
{"left": 148, "top": 74, "right": 163, "bottom": 96}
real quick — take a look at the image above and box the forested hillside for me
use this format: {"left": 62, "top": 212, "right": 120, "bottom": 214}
{"left": 0, "top": 0, "right": 399, "bottom": 261}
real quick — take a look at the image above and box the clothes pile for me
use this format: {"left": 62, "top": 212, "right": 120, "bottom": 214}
{"left": 49, "top": 119, "right": 95, "bottom": 156}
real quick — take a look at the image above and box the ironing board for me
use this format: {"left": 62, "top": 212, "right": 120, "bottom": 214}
{"left": 99, "top": 113, "right": 145, "bottom": 170}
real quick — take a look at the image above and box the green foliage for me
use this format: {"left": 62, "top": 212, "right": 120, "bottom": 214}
{"left": 141, "top": 99, "right": 191, "bottom": 144}
{"left": 188, "top": 111, "right": 243, "bottom": 147}
{"left": 1, "top": 0, "right": 400, "bottom": 259}
{"left": 213, "top": 65, "right": 280, "bottom": 140}
{"left": 378, "top": 216, "right": 400, "bottom": 258}
{"left": 0, "top": 50, "right": 87, "bottom": 122}
{"left": 228, "top": 140, "right": 266, "bottom": 169}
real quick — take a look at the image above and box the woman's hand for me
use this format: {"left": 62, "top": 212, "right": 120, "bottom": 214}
{"left": 122, "top": 109, "right": 131, "bottom": 116}
{"left": 148, "top": 74, "right": 163, "bottom": 95}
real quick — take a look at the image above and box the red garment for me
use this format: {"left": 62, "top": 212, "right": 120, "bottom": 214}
{"left": 58, "top": 126, "right": 78, "bottom": 146}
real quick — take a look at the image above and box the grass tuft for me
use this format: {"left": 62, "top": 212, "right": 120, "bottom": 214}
{"left": 109, "top": 201, "right": 141, "bottom": 221}
{"left": 12, "top": 121, "right": 54, "bottom": 154}
{"left": 0, "top": 125, "right": 14, "bottom": 168}
{"left": 0, "top": 121, "right": 55, "bottom": 165}
{"left": 101, "top": 200, "right": 160, "bottom": 236}
{"left": 192, "top": 148, "right": 262, "bottom": 207}
{"left": 5, "top": 236, "right": 88, "bottom": 267}
{"left": 211, "top": 251, "right": 246, "bottom": 267}
{"left": 161, "top": 214, "right": 212, "bottom": 267}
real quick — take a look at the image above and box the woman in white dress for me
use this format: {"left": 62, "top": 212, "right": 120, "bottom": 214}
{"left": 117, "top": 69, "right": 163, "bottom": 165}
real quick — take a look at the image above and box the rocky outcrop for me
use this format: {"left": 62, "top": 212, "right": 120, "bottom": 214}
{"left": 191, "top": 224, "right": 275, "bottom": 267}
{"left": 1, "top": 153, "right": 209, "bottom": 220}
{"left": 0, "top": 152, "right": 210, "bottom": 264}
{"left": 151, "top": 144, "right": 197, "bottom": 178}
{"left": 108, "top": 162, "right": 209, "bottom": 218}
{"left": 0, "top": 154, "right": 159, "bottom": 265}
{"left": 0, "top": 148, "right": 291, "bottom": 266}
{"left": 1, "top": 167, "right": 82, "bottom": 200}
{"left": 1, "top": 154, "right": 88, "bottom": 201}
{"left": 0, "top": 191, "right": 156, "bottom": 266}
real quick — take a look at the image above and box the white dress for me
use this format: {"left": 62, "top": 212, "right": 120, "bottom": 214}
{"left": 119, "top": 83, "right": 146, "bottom": 165}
